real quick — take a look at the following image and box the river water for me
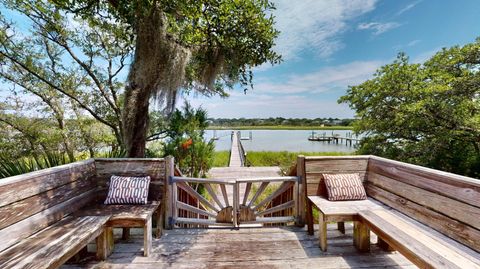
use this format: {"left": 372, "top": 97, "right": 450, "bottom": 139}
{"left": 208, "top": 129, "right": 359, "bottom": 153}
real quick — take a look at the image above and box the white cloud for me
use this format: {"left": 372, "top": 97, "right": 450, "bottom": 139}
{"left": 412, "top": 48, "right": 440, "bottom": 64}
{"left": 407, "top": 39, "right": 421, "bottom": 47}
{"left": 396, "top": 0, "right": 422, "bottom": 16}
{"left": 358, "top": 22, "right": 401, "bottom": 35}
{"left": 393, "top": 39, "right": 421, "bottom": 50}
{"left": 253, "top": 61, "right": 382, "bottom": 94}
{"left": 187, "top": 93, "right": 355, "bottom": 118}
{"left": 182, "top": 60, "right": 384, "bottom": 118}
{"left": 271, "top": 0, "right": 378, "bottom": 60}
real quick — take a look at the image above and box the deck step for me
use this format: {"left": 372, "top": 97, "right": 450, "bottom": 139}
{"left": 175, "top": 217, "right": 234, "bottom": 227}
{"left": 242, "top": 216, "right": 296, "bottom": 224}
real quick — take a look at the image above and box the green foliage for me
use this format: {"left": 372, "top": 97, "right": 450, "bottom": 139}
{"left": 0, "top": 152, "right": 72, "bottom": 178}
{"left": 97, "top": 148, "right": 127, "bottom": 158}
{"left": 1, "top": 0, "right": 282, "bottom": 157}
{"left": 0, "top": 0, "right": 130, "bottom": 150}
{"left": 340, "top": 40, "right": 480, "bottom": 177}
{"left": 163, "top": 103, "right": 215, "bottom": 177}
{"left": 53, "top": 0, "right": 281, "bottom": 93}
{"left": 208, "top": 117, "right": 355, "bottom": 128}
{"left": 212, "top": 151, "right": 230, "bottom": 167}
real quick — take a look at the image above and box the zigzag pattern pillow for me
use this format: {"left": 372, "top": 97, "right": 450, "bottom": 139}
{"left": 323, "top": 173, "right": 367, "bottom": 201}
{"left": 104, "top": 175, "right": 151, "bottom": 204}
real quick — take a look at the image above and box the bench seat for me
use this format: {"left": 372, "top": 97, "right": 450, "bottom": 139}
{"left": 0, "top": 216, "right": 109, "bottom": 269}
{"left": 359, "top": 209, "right": 480, "bottom": 269}
{"left": 306, "top": 195, "right": 383, "bottom": 251}
{"left": 76, "top": 201, "right": 161, "bottom": 256}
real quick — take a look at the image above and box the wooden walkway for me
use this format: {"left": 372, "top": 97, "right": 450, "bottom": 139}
{"left": 229, "top": 131, "right": 243, "bottom": 167}
{"left": 214, "top": 131, "right": 284, "bottom": 205}
{"left": 62, "top": 224, "right": 415, "bottom": 268}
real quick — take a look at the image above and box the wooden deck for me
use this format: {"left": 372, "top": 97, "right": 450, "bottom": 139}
{"left": 62, "top": 223, "right": 415, "bottom": 269}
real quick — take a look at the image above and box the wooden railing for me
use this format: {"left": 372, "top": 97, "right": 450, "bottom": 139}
{"left": 166, "top": 175, "right": 300, "bottom": 228}
{"left": 236, "top": 131, "right": 247, "bottom": 167}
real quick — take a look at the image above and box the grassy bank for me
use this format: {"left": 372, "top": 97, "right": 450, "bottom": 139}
{"left": 212, "top": 151, "right": 230, "bottom": 167}
{"left": 207, "top": 125, "right": 353, "bottom": 130}
{"left": 213, "top": 151, "right": 350, "bottom": 170}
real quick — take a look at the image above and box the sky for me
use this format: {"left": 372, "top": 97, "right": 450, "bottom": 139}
{"left": 184, "top": 0, "right": 480, "bottom": 119}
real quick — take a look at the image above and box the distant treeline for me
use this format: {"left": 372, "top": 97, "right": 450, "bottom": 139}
{"left": 208, "top": 117, "right": 355, "bottom": 127}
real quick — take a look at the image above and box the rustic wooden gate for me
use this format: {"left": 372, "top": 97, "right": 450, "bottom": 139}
{"left": 167, "top": 176, "right": 300, "bottom": 228}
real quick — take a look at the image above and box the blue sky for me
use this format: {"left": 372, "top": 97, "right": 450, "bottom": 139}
{"left": 186, "top": 0, "right": 480, "bottom": 119}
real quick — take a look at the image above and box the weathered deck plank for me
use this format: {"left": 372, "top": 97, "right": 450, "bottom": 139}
{"left": 62, "top": 224, "right": 415, "bottom": 269}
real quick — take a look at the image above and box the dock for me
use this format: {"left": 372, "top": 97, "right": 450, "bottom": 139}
{"left": 228, "top": 131, "right": 245, "bottom": 167}
{"left": 308, "top": 131, "right": 361, "bottom": 146}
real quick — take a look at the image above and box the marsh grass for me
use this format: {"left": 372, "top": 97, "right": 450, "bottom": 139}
{"left": 246, "top": 151, "right": 348, "bottom": 172}
{"left": 213, "top": 151, "right": 349, "bottom": 170}
{"left": 212, "top": 151, "right": 230, "bottom": 167}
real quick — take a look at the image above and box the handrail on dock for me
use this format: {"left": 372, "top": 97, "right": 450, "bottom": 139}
{"left": 229, "top": 131, "right": 247, "bottom": 167}
{"left": 237, "top": 131, "right": 247, "bottom": 166}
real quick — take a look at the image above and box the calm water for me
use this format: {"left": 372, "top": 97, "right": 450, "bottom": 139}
{"left": 207, "top": 130, "right": 359, "bottom": 153}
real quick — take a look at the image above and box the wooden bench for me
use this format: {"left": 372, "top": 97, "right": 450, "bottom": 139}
{"left": 306, "top": 196, "right": 382, "bottom": 251}
{"left": 0, "top": 160, "right": 111, "bottom": 269}
{"left": 0, "top": 157, "right": 170, "bottom": 268}
{"left": 0, "top": 216, "right": 110, "bottom": 269}
{"left": 359, "top": 209, "right": 480, "bottom": 269}
{"left": 301, "top": 156, "right": 375, "bottom": 251}
{"left": 76, "top": 202, "right": 161, "bottom": 257}
{"left": 301, "top": 155, "right": 480, "bottom": 268}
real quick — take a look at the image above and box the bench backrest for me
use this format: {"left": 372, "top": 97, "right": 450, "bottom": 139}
{"left": 366, "top": 156, "right": 480, "bottom": 252}
{"left": 94, "top": 158, "right": 167, "bottom": 201}
{"left": 304, "top": 156, "right": 369, "bottom": 197}
{"left": 0, "top": 159, "right": 98, "bottom": 252}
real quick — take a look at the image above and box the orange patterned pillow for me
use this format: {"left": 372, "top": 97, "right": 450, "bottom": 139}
{"left": 323, "top": 173, "right": 367, "bottom": 201}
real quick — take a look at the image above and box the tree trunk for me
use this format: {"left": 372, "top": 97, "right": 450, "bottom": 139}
{"left": 122, "top": 86, "right": 151, "bottom": 157}
{"left": 122, "top": 7, "right": 189, "bottom": 157}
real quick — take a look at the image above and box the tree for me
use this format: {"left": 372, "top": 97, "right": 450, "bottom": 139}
{"left": 163, "top": 103, "right": 214, "bottom": 177}
{"left": 0, "top": 1, "right": 130, "bottom": 147}
{"left": 41, "top": 0, "right": 280, "bottom": 157}
{"left": 0, "top": 90, "right": 116, "bottom": 162}
{"left": 339, "top": 41, "right": 480, "bottom": 177}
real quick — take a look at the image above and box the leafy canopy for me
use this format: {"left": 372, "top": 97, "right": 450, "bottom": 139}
{"left": 340, "top": 40, "right": 480, "bottom": 177}
{"left": 53, "top": 0, "right": 281, "bottom": 95}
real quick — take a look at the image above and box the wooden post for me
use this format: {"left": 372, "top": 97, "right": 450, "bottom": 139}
{"left": 293, "top": 176, "right": 299, "bottom": 226}
{"left": 233, "top": 183, "right": 239, "bottom": 228}
{"left": 296, "top": 155, "right": 306, "bottom": 226}
{"left": 377, "top": 237, "right": 395, "bottom": 252}
{"left": 96, "top": 227, "right": 114, "bottom": 260}
{"left": 96, "top": 229, "right": 107, "bottom": 260}
{"left": 155, "top": 203, "right": 164, "bottom": 238}
{"left": 337, "top": 222, "right": 345, "bottom": 234}
{"left": 353, "top": 221, "right": 370, "bottom": 252}
{"left": 143, "top": 218, "right": 152, "bottom": 256}
{"left": 306, "top": 199, "right": 314, "bottom": 235}
{"left": 122, "top": 228, "right": 130, "bottom": 240}
{"left": 318, "top": 211, "right": 327, "bottom": 251}
{"left": 172, "top": 181, "right": 178, "bottom": 225}
{"left": 164, "top": 156, "right": 174, "bottom": 229}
